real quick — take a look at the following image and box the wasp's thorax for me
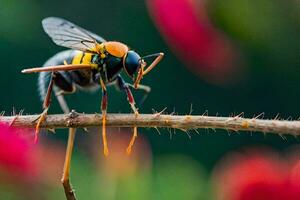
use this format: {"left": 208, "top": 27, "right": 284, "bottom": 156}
{"left": 91, "top": 51, "right": 124, "bottom": 83}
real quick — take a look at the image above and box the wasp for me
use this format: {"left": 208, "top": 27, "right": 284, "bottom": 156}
{"left": 22, "top": 17, "right": 163, "bottom": 185}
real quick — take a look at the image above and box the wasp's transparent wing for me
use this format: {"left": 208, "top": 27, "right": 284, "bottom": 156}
{"left": 42, "top": 17, "right": 106, "bottom": 53}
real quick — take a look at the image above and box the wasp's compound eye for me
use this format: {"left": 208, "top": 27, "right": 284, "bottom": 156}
{"left": 124, "top": 51, "right": 141, "bottom": 78}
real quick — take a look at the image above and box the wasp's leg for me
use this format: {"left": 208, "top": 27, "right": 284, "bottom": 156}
{"left": 55, "top": 87, "right": 76, "bottom": 96}
{"left": 116, "top": 75, "right": 139, "bottom": 114}
{"left": 116, "top": 75, "right": 139, "bottom": 155}
{"left": 142, "top": 52, "right": 164, "bottom": 75}
{"left": 100, "top": 79, "right": 109, "bottom": 156}
{"left": 51, "top": 73, "right": 77, "bottom": 199}
{"left": 35, "top": 72, "right": 55, "bottom": 143}
{"left": 128, "top": 83, "right": 151, "bottom": 107}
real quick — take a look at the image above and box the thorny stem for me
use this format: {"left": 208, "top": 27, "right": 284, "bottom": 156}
{"left": 3, "top": 112, "right": 300, "bottom": 136}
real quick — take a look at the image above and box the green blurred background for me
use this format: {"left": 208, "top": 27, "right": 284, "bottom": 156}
{"left": 0, "top": 0, "right": 299, "bottom": 199}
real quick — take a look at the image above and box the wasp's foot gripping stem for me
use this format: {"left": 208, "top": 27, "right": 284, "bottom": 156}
{"left": 34, "top": 72, "right": 54, "bottom": 143}
{"left": 34, "top": 107, "right": 49, "bottom": 143}
{"left": 125, "top": 86, "right": 139, "bottom": 155}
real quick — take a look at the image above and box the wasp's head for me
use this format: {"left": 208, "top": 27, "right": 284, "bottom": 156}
{"left": 123, "top": 51, "right": 164, "bottom": 88}
{"left": 123, "top": 50, "right": 146, "bottom": 88}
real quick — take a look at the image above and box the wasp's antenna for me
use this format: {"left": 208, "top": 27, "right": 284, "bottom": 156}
{"left": 142, "top": 53, "right": 164, "bottom": 76}
{"left": 141, "top": 53, "right": 163, "bottom": 60}
{"left": 134, "top": 52, "right": 163, "bottom": 88}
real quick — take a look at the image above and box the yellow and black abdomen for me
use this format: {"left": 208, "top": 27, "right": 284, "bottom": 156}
{"left": 69, "top": 51, "right": 96, "bottom": 87}
{"left": 38, "top": 50, "right": 98, "bottom": 102}
{"left": 71, "top": 51, "right": 94, "bottom": 65}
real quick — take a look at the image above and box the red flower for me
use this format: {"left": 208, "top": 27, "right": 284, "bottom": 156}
{"left": 213, "top": 148, "right": 300, "bottom": 200}
{"left": 0, "top": 122, "right": 65, "bottom": 184}
{"left": 147, "top": 0, "right": 242, "bottom": 84}
{"left": 0, "top": 122, "right": 38, "bottom": 181}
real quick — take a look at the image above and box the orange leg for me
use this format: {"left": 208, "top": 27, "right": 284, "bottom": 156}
{"left": 126, "top": 125, "right": 138, "bottom": 155}
{"left": 116, "top": 75, "right": 140, "bottom": 155}
{"left": 100, "top": 79, "right": 109, "bottom": 156}
{"left": 35, "top": 73, "right": 54, "bottom": 143}
{"left": 124, "top": 86, "right": 139, "bottom": 155}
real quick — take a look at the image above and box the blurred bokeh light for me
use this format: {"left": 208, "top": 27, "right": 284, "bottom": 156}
{"left": 212, "top": 147, "right": 300, "bottom": 200}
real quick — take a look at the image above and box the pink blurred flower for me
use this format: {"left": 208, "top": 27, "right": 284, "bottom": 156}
{"left": 213, "top": 147, "right": 300, "bottom": 200}
{"left": 147, "top": 0, "right": 242, "bottom": 84}
{"left": 0, "top": 122, "right": 39, "bottom": 181}
{"left": 0, "top": 122, "right": 65, "bottom": 184}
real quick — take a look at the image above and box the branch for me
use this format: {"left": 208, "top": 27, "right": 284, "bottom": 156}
{"left": 2, "top": 111, "right": 300, "bottom": 136}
